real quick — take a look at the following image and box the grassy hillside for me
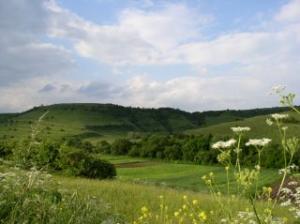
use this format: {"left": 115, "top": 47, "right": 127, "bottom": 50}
{"left": 0, "top": 103, "right": 202, "bottom": 142}
{"left": 186, "top": 111, "right": 300, "bottom": 142}
{"left": 0, "top": 103, "right": 293, "bottom": 143}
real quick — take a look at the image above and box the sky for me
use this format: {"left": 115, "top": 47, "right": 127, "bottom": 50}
{"left": 0, "top": 0, "right": 300, "bottom": 113}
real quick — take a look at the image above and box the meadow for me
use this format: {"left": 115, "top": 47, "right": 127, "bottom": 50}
{"left": 99, "top": 154, "right": 279, "bottom": 193}
{"left": 1, "top": 98, "right": 300, "bottom": 223}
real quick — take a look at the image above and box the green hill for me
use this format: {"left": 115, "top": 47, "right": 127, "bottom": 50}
{"left": 0, "top": 103, "right": 201, "bottom": 142}
{"left": 0, "top": 103, "right": 295, "bottom": 142}
{"left": 186, "top": 111, "right": 300, "bottom": 142}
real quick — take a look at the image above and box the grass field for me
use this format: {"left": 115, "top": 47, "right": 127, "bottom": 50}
{"left": 54, "top": 172, "right": 294, "bottom": 223}
{"left": 0, "top": 159, "right": 295, "bottom": 223}
{"left": 98, "top": 154, "right": 280, "bottom": 193}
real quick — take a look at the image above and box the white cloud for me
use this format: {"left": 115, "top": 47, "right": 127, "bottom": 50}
{"left": 1, "top": 0, "right": 300, "bottom": 112}
{"left": 0, "top": 0, "right": 73, "bottom": 86}
{"left": 45, "top": 0, "right": 300, "bottom": 70}
{"left": 119, "top": 4, "right": 210, "bottom": 50}
{"left": 46, "top": 1, "right": 212, "bottom": 65}
{"left": 275, "top": 0, "right": 300, "bottom": 22}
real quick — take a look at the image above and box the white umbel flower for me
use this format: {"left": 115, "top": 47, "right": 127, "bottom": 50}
{"left": 266, "top": 118, "right": 273, "bottom": 126}
{"left": 246, "top": 138, "right": 272, "bottom": 147}
{"left": 231, "top": 126, "right": 251, "bottom": 133}
{"left": 271, "top": 113, "right": 289, "bottom": 120}
{"left": 212, "top": 139, "right": 237, "bottom": 149}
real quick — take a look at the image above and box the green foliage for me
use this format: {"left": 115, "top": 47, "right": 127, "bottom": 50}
{"left": 95, "top": 140, "right": 111, "bottom": 153}
{"left": 0, "top": 168, "right": 121, "bottom": 223}
{"left": 0, "top": 141, "right": 14, "bottom": 158}
{"left": 111, "top": 138, "right": 132, "bottom": 155}
{"left": 10, "top": 131, "right": 116, "bottom": 179}
{"left": 80, "top": 157, "right": 116, "bottom": 179}
{"left": 59, "top": 146, "right": 116, "bottom": 179}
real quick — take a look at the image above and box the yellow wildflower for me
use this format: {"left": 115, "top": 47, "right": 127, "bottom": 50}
{"left": 199, "top": 211, "right": 207, "bottom": 221}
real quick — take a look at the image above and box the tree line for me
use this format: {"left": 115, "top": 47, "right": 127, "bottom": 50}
{"left": 97, "top": 134, "right": 300, "bottom": 168}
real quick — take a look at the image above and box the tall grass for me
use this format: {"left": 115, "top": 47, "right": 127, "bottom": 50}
{"left": 0, "top": 167, "right": 121, "bottom": 224}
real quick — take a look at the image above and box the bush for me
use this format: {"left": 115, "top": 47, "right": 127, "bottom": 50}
{"left": 81, "top": 158, "right": 116, "bottom": 179}
{"left": 111, "top": 139, "right": 132, "bottom": 155}
{"left": 128, "top": 145, "right": 141, "bottom": 157}
{"left": 164, "top": 145, "right": 182, "bottom": 160}
{"left": 35, "top": 141, "right": 61, "bottom": 169}
{"left": 0, "top": 141, "right": 14, "bottom": 158}
{"left": 59, "top": 147, "right": 116, "bottom": 179}
{"left": 95, "top": 140, "right": 111, "bottom": 154}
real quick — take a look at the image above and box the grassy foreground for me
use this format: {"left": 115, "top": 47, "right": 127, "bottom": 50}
{"left": 54, "top": 175, "right": 295, "bottom": 223}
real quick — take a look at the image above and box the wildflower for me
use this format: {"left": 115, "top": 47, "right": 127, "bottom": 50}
{"left": 174, "top": 211, "right": 179, "bottom": 217}
{"left": 231, "top": 126, "right": 251, "bottom": 133}
{"left": 198, "top": 211, "right": 207, "bottom": 220}
{"left": 141, "top": 206, "right": 148, "bottom": 213}
{"left": 280, "top": 199, "right": 291, "bottom": 207}
{"left": 183, "top": 195, "right": 187, "bottom": 200}
{"left": 288, "top": 181, "right": 298, "bottom": 186}
{"left": 192, "top": 199, "right": 198, "bottom": 205}
{"left": 268, "top": 187, "right": 272, "bottom": 193}
{"left": 271, "top": 113, "right": 289, "bottom": 120}
{"left": 217, "top": 150, "right": 231, "bottom": 163}
{"left": 212, "top": 139, "right": 237, "bottom": 149}
{"left": 280, "top": 187, "right": 292, "bottom": 195}
{"left": 263, "top": 186, "right": 272, "bottom": 194}
{"left": 266, "top": 118, "right": 273, "bottom": 126}
{"left": 255, "top": 165, "right": 261, "bottom": 171}
{"left": 279, "top": 164, "right": 299, "bottom": 175}
{"left": 278, "top": 168, "right": 286, "bottom": 175}
{"left": 245, "top": 138, "right": 272, "bottom": 147}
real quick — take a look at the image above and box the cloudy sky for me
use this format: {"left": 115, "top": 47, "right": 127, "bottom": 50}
{"left": 0, "top": 0, "right": 300, "bottom": 112}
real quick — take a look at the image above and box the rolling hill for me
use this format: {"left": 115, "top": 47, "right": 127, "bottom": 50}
{"left": 0, "top": 103, "right": 297, "bottom": 142}
{"left": 187, "top": 111, "right": 300, "bottom": 142}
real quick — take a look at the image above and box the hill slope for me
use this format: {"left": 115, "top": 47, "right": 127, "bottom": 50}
{"left": 187, "top": 111, "right": 300, "bottom": 142}
{"left": 0, "top": 103, "right": 295, "bottom": 142}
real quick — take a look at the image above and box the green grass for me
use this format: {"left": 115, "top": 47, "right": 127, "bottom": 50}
{"left": 186, "top": 111, "right": 300, "bottom": 143}
{"left": 54, "top": 175, "right": 294, "bottom": 223}
{"left": 99, "top": 155, "right": 279, "bottom": 193}
{"left": 0, "top": 156, "right": 294, "bottom": 223}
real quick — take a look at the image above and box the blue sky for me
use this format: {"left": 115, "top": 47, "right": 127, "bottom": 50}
{"left": 0, "top": 0, "right": 299, "bottom": 112}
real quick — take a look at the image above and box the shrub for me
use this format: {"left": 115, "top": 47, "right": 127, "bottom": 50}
{"left": 59, "top": 147, "right": 116, "bottom": 179}
{"left": 80, "top": 158, "right": 116, "bottom": 179}
{"left": 0, "top": 141, "right": 14, "bottom": 158}
{"left": 95, "top": 140, "right": 111, "bottom": 154}
{"left": 111, "top": 138, "right": 132, "bottom": 155}
{"left": 164, "top": 144, "right": 182, "bottom": 160}
{"left": 128, "top": 145, "right": 141, "bottom": 157}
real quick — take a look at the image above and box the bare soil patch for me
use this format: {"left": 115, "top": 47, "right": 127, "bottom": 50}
{"left": 114, "top": 161, "right": 158, "bottom": 168}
